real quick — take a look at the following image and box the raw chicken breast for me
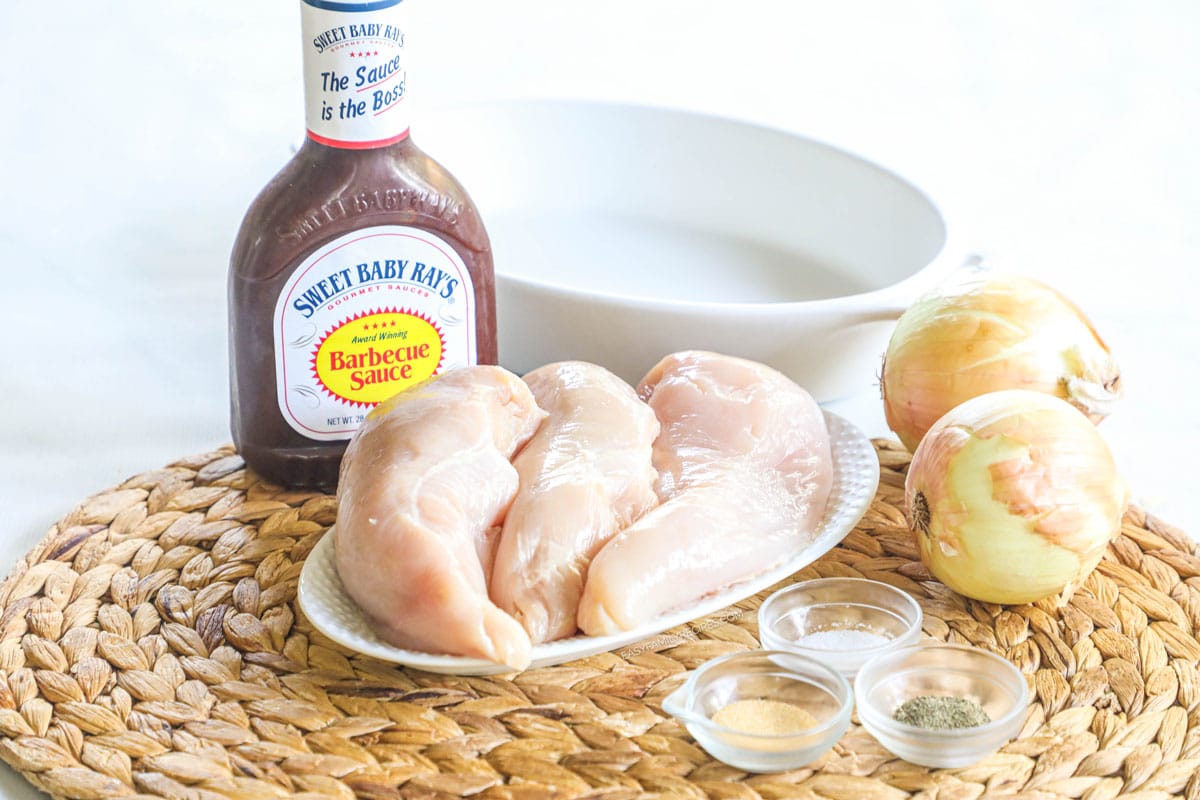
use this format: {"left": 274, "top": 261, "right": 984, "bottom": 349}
{"left": 491, "top": 362, "right": 659, "bottom": 643}
{"left": 334, "top": 366, "right": 545, "bottom": 670}
{"left": 577, "top": 351, "right": 833, "bottom": 636}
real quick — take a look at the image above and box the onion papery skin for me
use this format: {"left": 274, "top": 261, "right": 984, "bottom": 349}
{"left": 882, "top": 272, "right": 1121, "bottom": 452}
{"left": 906, "top": 390, "right": 1127, "bottom": 605}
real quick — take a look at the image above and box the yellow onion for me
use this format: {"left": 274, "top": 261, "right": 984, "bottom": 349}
{"left": 906, "top": 389, "right": 1127, "bottom": 605}
{"left": 882, "top": 272, "right": 1121, "bottom": 452}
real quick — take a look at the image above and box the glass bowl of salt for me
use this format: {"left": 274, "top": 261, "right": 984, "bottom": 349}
{"left": 757, "top": 577, "right": 923, "bottom": 677}
{"left": 661, "top": 650, "right": 852, "bottom": 772}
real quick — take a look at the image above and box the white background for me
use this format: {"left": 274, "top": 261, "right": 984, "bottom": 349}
{"left": 0, "top": 2, "right": 1197, "bottom": 795}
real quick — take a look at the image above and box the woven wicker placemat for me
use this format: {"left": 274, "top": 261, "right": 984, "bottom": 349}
{"left": 1, "top": 442, "right": 1198, "bottom": 800}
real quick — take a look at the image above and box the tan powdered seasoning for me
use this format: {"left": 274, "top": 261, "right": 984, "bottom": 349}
{"left": 711, "top": 698, "right": 817, "bottom": 734}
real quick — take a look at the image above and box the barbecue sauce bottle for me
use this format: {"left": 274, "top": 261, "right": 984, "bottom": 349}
{"left": 229, "top": 0, "right": 496, "bottom": 489}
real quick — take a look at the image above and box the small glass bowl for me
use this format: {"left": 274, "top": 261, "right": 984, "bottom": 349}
{"left": 661, "top": 649, "right": 852, "bottom": 772}
{"left": 854, "top": 643, "right": 1030, "bottom": 768}
{"left": 758, "top": 577, "right": 923, "bottom": 677}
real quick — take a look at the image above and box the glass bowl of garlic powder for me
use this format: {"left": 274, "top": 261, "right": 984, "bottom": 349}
{"left": 758, "top": 577, "right": 924, "bottom": 677}
{"left": 661, "top": 650, "right": 852, "bottom": 772}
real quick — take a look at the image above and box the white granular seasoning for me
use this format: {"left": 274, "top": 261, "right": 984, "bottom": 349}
{"left": 797, "top": 629, "right": 890, "bottom": 649}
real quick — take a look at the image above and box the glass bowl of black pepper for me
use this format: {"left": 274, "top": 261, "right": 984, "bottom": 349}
{"left": 854, "top": 642, "right": 1030, "bottom": 768}
{"left": 661, "top": 649, "right": 853, "bottom": 772}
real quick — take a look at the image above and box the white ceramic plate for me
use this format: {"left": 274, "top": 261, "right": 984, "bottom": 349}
{"left": 297, "top": 411, "right": 879, "bottom": 675}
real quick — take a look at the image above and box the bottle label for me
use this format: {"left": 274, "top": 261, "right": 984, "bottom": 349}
{"left": 301, "top": 0, "right": 409, "bottom": 149}
{"left": 273, "top": 226, "right": 477, "bottom": 440}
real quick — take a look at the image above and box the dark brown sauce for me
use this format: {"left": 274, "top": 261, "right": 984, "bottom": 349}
{"left": 228, "top": 135, "right": 496, "bottom": 489}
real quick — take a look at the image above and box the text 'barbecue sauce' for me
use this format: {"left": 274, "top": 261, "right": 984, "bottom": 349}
{"left": 228, "top": 0, "right": 495, "bottom": 489}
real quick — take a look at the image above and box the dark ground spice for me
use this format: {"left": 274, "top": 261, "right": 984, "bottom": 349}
{"left": 893, "top": 695, "right": 991, "bottom": 729}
